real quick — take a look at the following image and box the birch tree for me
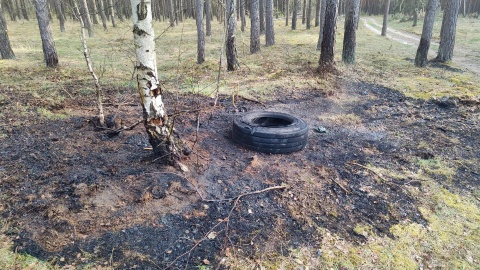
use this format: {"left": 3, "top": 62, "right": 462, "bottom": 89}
{"left": 0, "top": 2, "right": 15, "bottom": 59}
{"left": 34, "top": 0, "right": 58, "bottom": 67}
{"left": 131, "top": 0, "right": 180, "bottom": 163}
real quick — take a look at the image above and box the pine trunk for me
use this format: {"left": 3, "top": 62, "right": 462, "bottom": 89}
{"left": 34, "top": 0, "right": 58, "bottom": 67}
{"left": 131, "top": 0, "right": 180, "bottom": 164}
{"left": 20, "top": 0, "right": 28, "bottom": 20}
{"left": 319, "top": 0, "right": 337, "bottom": 69}
{"left": 226, "top": 0, "right": 237, "bottom": 70}
{"left": 285, "top": 0, "right": 289, "bottom": 26}
{"left": 196, "top": 0, "right": 205, "bottom": 63}
{"left": 169, "top": 0, "right": 175, "bottom": 26}
{"left": 205, "top": 0, "right": 212, "bottom": 35}
{"left": 53, "top": 0, "right": 65, "bottom": 32}
{"left": 0, "top": 2, "right": 15, "bottom": 59}
{"left": 266, "top": 0, "right": 275, "bottom": 46}
{"left": 316, "top": 0, "right": 326, "bottom": 49}
{"left": 260, "top": 0, "right": 265, "bottom": 34}
{"left": 302, "top": 0, "right": 306, "bottom": 24}
{"left": 381, "top": 0, "right": 390, "bottom": 36}
{"left": 436, "top": 0, "right": 461, "bottom": 62}
{"left": 292, "top": 0, "right": 297, "bottom": 29}
{"left": 415, "top": 0, "right": 437, "bottom": 67}
{"left": 250, "top": 0, "right": 261, "bottom": 53}
{"left": 315, "top": 0, "right": 320, "bottom": 27}
{"left": 240, "top": 0, "right": 246, "bottom": 31}
{"left": 342, "top": 0, "right": 360, "bottom": 64}
{"left": 306, "top": 0, "right": 311, "bottom": 29}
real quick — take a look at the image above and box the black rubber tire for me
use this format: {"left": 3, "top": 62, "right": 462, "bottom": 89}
{"left": 231, "top": 111, "right": 308, "bottom": 154}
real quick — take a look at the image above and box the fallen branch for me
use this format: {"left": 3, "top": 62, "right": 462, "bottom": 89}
{"left": 348, "top": 162, "right": 388, "bottom": 183}
{"left": 165, "top": 185, "right": 286, "bottom": 269}
{"left": 331, "top": 177, "right": 351, "bottom": 194}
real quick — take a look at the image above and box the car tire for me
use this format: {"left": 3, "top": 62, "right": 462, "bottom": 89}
{"left": 232, "top": 111, "right": 308, "bottom": 154}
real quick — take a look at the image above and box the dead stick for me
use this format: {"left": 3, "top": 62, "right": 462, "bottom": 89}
{"left": 348, "top": 162, "right": 388, "bottom": 183}
{"left": 205, "top": 185, "right": 287, "bottom": 202}
{"left": 331, "top": 178, "right": 350, "bottom": 194}
{"left": 165, "top": 185, "right": 286, "bottom": 269}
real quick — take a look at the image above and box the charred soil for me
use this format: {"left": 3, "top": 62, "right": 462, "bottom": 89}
{"left": 1, "top": 75, "right": 479, "bottom": 269}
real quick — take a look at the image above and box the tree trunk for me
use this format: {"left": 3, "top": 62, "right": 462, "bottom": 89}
{"left": 20, "top": 0, "right": 28, "bottom": 20}
{"left": 260, "top": 0, "right": 265, "bottom": 34}
{"left": 315, "top": 0, "right": 320, "bottom": 27}
{"left": 196, "top": 0, "right": 205, "bottom": 63}
{"left": 98, "top": 0, "right": 108, "bottom": 30}
{"left": 34, "top": 0, "right": 58, "bottom": 67}
{"left": 205, "top": 0, "right": 212, "bottom": 35}
{"left": 52, "top": 0, "right": 65, "bottom": 32}
{"left": 436, "top": 0, "right": 460, "bottom": 62}
{"left": 381, "top": 0, "right": 390, "bottom": 36}
{"left": 5, "top": 0, "right": 16, "bottom": 21}
{"left": 319, "top": 0, "right": 337, "bottom": 69}
{"left": 306, "top": 0, "right": 311, "bottom": 29}
{"left": 226, "top": 0, "right": 237, "bottom": 70}
{"left": 292, "top": 0, "right": 298, "bottom": 29}
{"left": 90, "top": 0, "right": 100, "bottom": 24}
{"left": 0, "top": 2, "right": 15, "bottom": 59}
{"left": 285, "top": 0, "right": 289, "bottom": 26}
{"left": 79, "top": 0, "right": 94, "bottom": 37}
{"left": 14, "top": 0, "right": 21, "bottom": 20}
{"left": 302, "top": 0, "right": 306, "bottom": 23}
{"left": 240, "top": 0, "right": 246, "bottom": 31}
{"left": 131, "top": 0, "right": 180, "bottom": 164}
{"left": 316, "top": 0, "right": 326, "bottom": 49}
{"left": 250, "top": 0, "right": 261, "bottom": 53}
{"left": 415, "top": 0, "right": 437, "bottom": 67}
{"left": 342, "top": 0, "right": 360, "bottom": 64}
{"left": 169, "top": 0, "right": 175, "bottom": 26}
{"left": 266, "top": 0, "right": 275, "bottom": 46}
{"left": 109, "top": 0, "right": 117, "bottom": 27}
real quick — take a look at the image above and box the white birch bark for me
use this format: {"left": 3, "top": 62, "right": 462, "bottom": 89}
{"left": 131, "top": 0, "right": 179, "bottom": 163}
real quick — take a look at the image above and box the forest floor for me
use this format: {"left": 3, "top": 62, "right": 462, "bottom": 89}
{"left": 1, "top": 16, "right": 480, "bottom": 269}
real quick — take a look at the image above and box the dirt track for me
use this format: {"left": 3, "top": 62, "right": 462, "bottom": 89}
{"left": 362, "top": 17, "right": 480, "bottom": 76}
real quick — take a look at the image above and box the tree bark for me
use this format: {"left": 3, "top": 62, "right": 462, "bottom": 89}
{"left": 415, "top": 0, "right": 437, "bottom": 67}
{"left": 302, "top": 0, "right": 306, "bottom": 24}
{"left": 109, "top": 0, "right": 117, "bottom": 27}
{"left": 0, "top": 2, "right": 15, "bottom": 59}
{"left": 205, "top": 0, "right": 212, "bottom": 35}
{"left": 196, "top": 0, "right": 205, "bottom": 63}
{"left": 90, "top": 0, "right": 100, "bottom": 24}
{"left": 131, "top": 0, "right": 180, "bottom": 164}
{"left": 226, "top": 0, "right": 237, "bottom": 70}
{"left": 315, "top": 0, "right": 320, "bottom": 27}
{"left": 381, "top": 0, "right": 390, "bottom": 36}
{"left": 316, "top": 0, "right": 326, "bottom": 49}
{"left": 436, "top": 0, "right": 461, "bottom": 62}
{"left": 169, "top": 0, "right": 175, "bottom": 26}
{"left": 240, "top": 0, "right": 246, "bottom": 31}
{"left": 250, "top": 0, "right": 261, "bottom": 53}
{"left": 266, "top": 0, "right": 275, "bottom": 46}
{"left": 306, "top": 0, "right": 311, "bottom": 29}
{"left": 98, "top": 0, "right": 108, "bottom": 30}
{"left": 34, "top": 0, "right": 58, "bottom": 67}
{"left": 79, "top": 0, "right": 94, "bottom": 37}
{"left": 260, "top": 0, "right": 265, "bottom": 34}
{"left": 20, "top": 0, "right": 28, "bottom": 20}
{"left": 53, "top": 0, "right": 65, "bottom": 32}
{"left": 285, "top": 0, "right": 289, "bottom": 26}
{"left": 292, "top": 0, "right": 298, "bottom": 29}
{"left": 319, "top": 0, "right": 337, "bottom": 69}
{"left": 342, "top": 0, "right": 360, "bottom": 64}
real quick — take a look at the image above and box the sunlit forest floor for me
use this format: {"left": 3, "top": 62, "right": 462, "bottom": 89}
{"left": 1, "top": 14, "right": 479, "bottom": 269}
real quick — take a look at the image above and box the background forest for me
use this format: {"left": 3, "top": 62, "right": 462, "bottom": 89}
{"left": 1, "top": 0, "right": 480, "bottom": 269}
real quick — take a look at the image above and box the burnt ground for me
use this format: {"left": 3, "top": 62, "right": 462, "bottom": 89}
{"left": 0, "top": 76, "right": 479, "bottom": 269}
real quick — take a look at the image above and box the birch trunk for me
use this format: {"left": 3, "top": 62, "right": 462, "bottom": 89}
{"left": 34, "top": 0, "right": 58, "bottom": 67}
{"left": 109, "top": 0, "right": 117, "bottom": 27}
{"left": 98, "top": 0, "right": 108, "bottom": 30}
{"left": 131, "top": 0, "right": 180, "bottom": 164}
